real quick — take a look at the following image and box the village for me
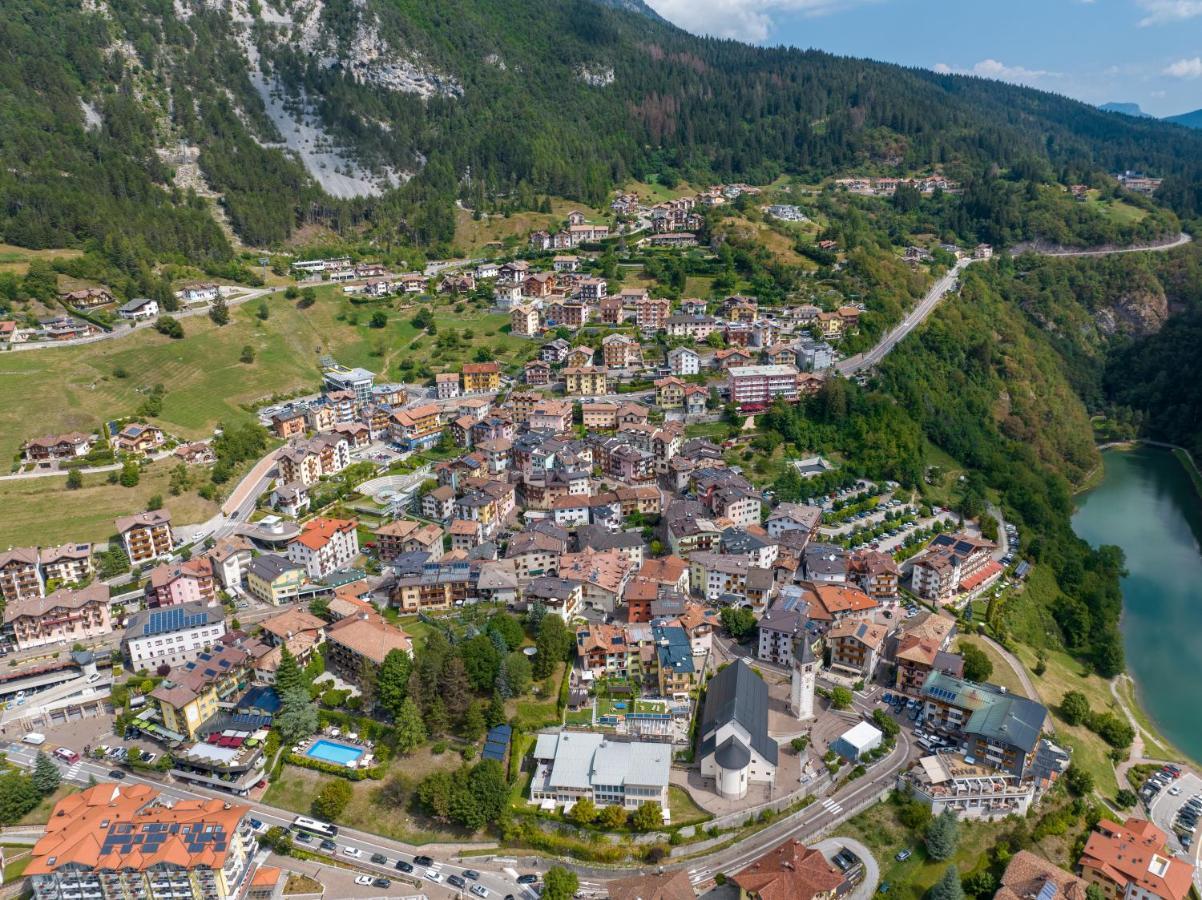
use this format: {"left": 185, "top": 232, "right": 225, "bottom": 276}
{"left": 0, "top": 180, "right": 1192, "bottom": 900}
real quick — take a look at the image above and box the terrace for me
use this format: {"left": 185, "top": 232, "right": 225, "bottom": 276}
{"left": 294, "top": 726, "right": 376, "bottom": 770}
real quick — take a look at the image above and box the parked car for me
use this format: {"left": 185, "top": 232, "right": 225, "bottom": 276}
{"left": 396, "top": 860, "right": 414, "bottom": 873}
{"left": 371, "top": 853, "right": 388, "bottom": 865}
{"left": 517, "top": 875, "right": 539, "bottom": 885}
{"left": 373, "top": 878, "right": 391, "bottom": 889}
{"left": 342, "top": 846, "right": 361, "bottom": 858}
{"left": 471, "top": 885, "right": 490, "bottom": 898}
{"left": 464, "top": 870, "right": 481, "bottom": 880}
{"left": 415, "top": 855, "right": 435, "bottom": 867}
{"left": 895, "top": 849, "right": 912, "bottom": 862}
{"left": 354, "top": 875, "right": 374, "bottom": 886}
{"left": 449, "top": 875, "right": 468, "bottom": 889}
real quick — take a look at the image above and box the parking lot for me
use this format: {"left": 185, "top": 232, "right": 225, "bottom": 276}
{"left": 1148, "top": 770, "right": 1202, "bottom": 872}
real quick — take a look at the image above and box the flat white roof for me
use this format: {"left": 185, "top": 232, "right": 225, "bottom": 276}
{"left": 729, "top": 365, "right": 799, "bottom": 378}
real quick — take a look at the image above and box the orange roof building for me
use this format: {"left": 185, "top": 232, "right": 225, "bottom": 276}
{"left": 27, "top": 783, "right": 256, "bottom": 899}
{"left": 802, "top": 582, "right": 878, "bottom": 622}
{"left": 733, "top": 839, "right": 846, "bottom": 900}
{"left": 1079, "top": 818, "right": 1193, "bottom": 900}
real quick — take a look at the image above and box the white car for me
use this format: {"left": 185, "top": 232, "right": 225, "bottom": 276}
{"left": 354, "top": 875, "right": 374, "bottom": 886}
{"left": 342, "top": 846, "right": 362, "bottom": 858}
{"left": 426, "top": 871, "right": 444, "bottom": 883}
{"left": 471, "top": 885, "right": 490, "bottom": 898}
{"left": 1169, "top": 786, "right": 1183, "bottom": 796}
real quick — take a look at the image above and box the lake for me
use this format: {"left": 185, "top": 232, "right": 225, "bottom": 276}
{"left": 1072, "top": 445, "right": 1202, "bottom": 764}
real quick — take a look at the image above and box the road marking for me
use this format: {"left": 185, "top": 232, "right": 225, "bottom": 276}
{"left": 822, "top": 798, "right": 843, "bottom": 814}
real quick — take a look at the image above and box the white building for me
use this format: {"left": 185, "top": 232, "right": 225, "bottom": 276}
{"left": 321, "top": 365, "right": 375, "bottom": 405}
{"left": 122, "top": 602, "right": 227, "bottom": 671}
{"left": 831, "top": 721, "right": 883, "bottom": 761}
{"left": 667, "top": 346, "right": 700, "bottom": 377}
{"left": 529, "top": 732, "right": 671, "bottom": 814}
{"left": 286, "top": 518, "right": 360, "bottom": 578}
{"left": 117, "top": 297, "right": 159, "bottom": 321}
{"left": 698, "top": 661, "right": 778, "bottom": 800}
{"left": 728, "top": 364, "right": 800, "bottom": 406}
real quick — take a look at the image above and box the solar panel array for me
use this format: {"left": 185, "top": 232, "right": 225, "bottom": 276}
{"left": 482, "top": 724, "right": 512, "bottom": 761}
{"left": 143, "top": 606, "right": 211, "bottom": 637}
{"left": 99, "top": 821, "right": 229, "bottom": 858}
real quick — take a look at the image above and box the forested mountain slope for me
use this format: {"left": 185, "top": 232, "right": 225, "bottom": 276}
{"left": 3, "top": 0, "right": 1202, "bottom": 263}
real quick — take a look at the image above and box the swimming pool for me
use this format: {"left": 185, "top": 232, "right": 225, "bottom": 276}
{"left": 306, "top": 739, "right": 365, "bottom": 767}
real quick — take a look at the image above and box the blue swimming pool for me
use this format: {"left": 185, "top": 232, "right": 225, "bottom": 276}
{"left": 306, "top": 739, "right": 365, "bottom": 767}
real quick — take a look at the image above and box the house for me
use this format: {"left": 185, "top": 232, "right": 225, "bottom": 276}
{"left": 422, "top": 484, "right": 456, "bottom": 521}
{"left": 996, "top": 851, "right": 1088, "bottom": 900}
{"left": 174, "top": 442, "right": 215, "bottom": 465}
{"left": 271, "top": 409, "right": 307, "bottom": 440}
{"left": 4, "top": 583, "right": 111, "bottom": 651}
{"left": 39, "top": 543, "right": 94, "bottom": 585}
{"left": 667, "top": 346, "right": 700, "bottom": 377}
{"left": 556, "top": 547, "right": 634, "bottom": 612}
{"left": 529, "top": 732, "right": 671, "bottom": 813}
{"left": 553, "top": 255, "right": 580, "bottom": 273}
{"left": 435, "top": 372, "right": 461, "bottom": 399}
{"left": 122, "top": 602, "right": 226, "bottom": 670}
{"left": 827, "top": 618, "right": 888, "bottom": 680}
{"left": 462, "top": 361, "right": 501, "bottom": 393}
{"left": 117, "top": 296, "right": 160, "bottom": 320}
{"left": 258, "top": 608, "right": 327, "bottom": 669}
{"left": 206, "top": 536, "right": 254, "bottom": 590}
{"left": 655, "top": 376, "right": 686, "bottom": 409}
{"left": 581, "top": 402, "right": 619, "bottom": 430}
{"left": 272, "top": 481, "right": 309, "bottom": 518}
{"left": 757, "top": 602, "right": 810, "bottom": 667}
{"left": 563, "top": 366, "right": 608, "bottom": 396}
{"left": 246, "top": 554, "right": 308, "bottom": 605}
{"left": 388, "top": 403, "right": 443, "bottom": 449}
{"left": 684, "top": 385, "right": 708, "bottom": 417}
{"left": 849, "top": 549, "right": 899, "bottom": 602}
{"left": 1078, "top": 818, "right": 1192, "bottom": 900}
{"left": 713, "top": 348, "right": 754, "bottom": 370}
{"left": 114, "top": 422, "right": 165, "bottom": 455}
{"left": 801, "top": 582, "right": 877, "bottom": 623}
{"left": 816, "top": 311, "right": 844, "bottom": 340}
{"left": 529, "top": 399, "right": 574, "bottom": 433}
{"left": 373, "top": 519, "right": 444, "bottom": 560}
{"left": 602, "top": 333, "right": 641, "bottom": 369}
{"left": 606, "top": 871, "right": 696, "bottom": 900}
{"left": 699, "top": 661, "right": 778, "bottom": 800}
{"left": 524, "top": 359, "right": 552, "bottom": 385}
{"left": 511, "top": 304, "right": 541, "bottom": 337}
{"left": 766, "top": 503, "right": 821, "bottom": 539}
{"left": 146, "top": 558, "right": 216, "bottom": 608}
{"left": 525, "top": 575, "right": 583, "bottom": 619}
{"left": 803, "top": 543, "right": 849, "bottom": 583}
{"left": 286, "top": 517, "right": 359, "bottom": 578}
{"left": 734, "top": 839, "right": 846, "bottom": 900}
{"left": 60, "top": 287, "right": 116, "bottom": 310}
{"left": 665, "top": 314, "right": 718, "bottom": 341}
{"left": 565, "top": 345, "right": 595, "bottom": 368}
{"left": 26, "top": 784, "right": 257, "bottom": 900}
{"left": 21, "top": 431, "right": 94, "bottom": 462}
{"left": 117, "top": 510, "right": 174, "bottom": 564}
{"left": 325, "top": 612, "right": 412, "bottom": 685}
{"left": 175, "top": 281, "right": 220, "bottom": 304}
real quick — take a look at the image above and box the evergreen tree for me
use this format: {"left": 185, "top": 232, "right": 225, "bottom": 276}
{"left": 275, "top": 687, "right": 318, "bottom": 745}
{"left": 441, "top": 656, "right": 472, "bottom": 721}
{"left": 461, "top": 702, "right": 486, "bottom": 741}
{"left": 424, "top": 696, "right": 450, "bottom": 737}
{"left": 32, "top": 751, "right": 61, "bottom": 796}
{"left": 274, "top": 647, "right": 305, "bottom": 695}
{"left": 925, "top": 809, "right": 960, "bottom": 861}
{"left": 485, "top": 692, "right": 507, "bottom": 728}
{"left": 395, "top": 696, "right": 427, "bottom": 753}
{"left": 209, "top": 297, "right": 229, "bottom": 326}
{"left": 928, "top": 866, "right": 965, "bottom": 900}
{"left": 377, "top": 649, "right": 412, "bottom": 720}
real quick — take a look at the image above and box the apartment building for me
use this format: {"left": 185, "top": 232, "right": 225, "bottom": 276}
{"left": 728, "top": 364, "right": 800, "bottom": 407}
{"left": 123, "top": 602, "right": 227, "bottom": 670}
{"left": 27, "top": 784, "right": 257, "bottom": 900}
{"left": 635, "top": 295, "right": 671, "bottom": 330}
{"left": 388, "top": 403, "right": 443, "bottom": 449}
{"left": 602, "top": 333, "right": 642, "bottom": 369}
{"left": 1078, "top": 818, "right": 1192, "bottom": 900}
{"left": 462, "top": 361, "right": 501, "bottom": 393}
{"left": 3, "top": 583, "right": 111, "bottom": 652}
{"left": 39, "top": 543, "right": 94, "bottom": 585}
{"left": 117, "top": 510, "right": 174, "bottom": 564}
{"left": 245, "top": 554, "right": 307, "bottom": 605}
{"left": 146, "top": 558, "right": 216, "bottom": 608}
{"left": 827, "top": 618, "right": 888, "bottom": 680}
{"left": 0, "top": 548, "right": 43, "bottom": 603}
{"left": 325, "top": 612, "right": 412, "bottom": 685}
{"left": 286, "top": 517, "right": 360, "bottom": 578}
{"left": 564, "top": 366, "right": 609, "bottom": 396}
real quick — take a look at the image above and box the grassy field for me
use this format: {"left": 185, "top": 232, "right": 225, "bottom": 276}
{"left": 1115, "top": 675, "right": 1178, "bottom": 762}
{"left": 0, "top": 286, "right": 537, "bottom": 463}
{"left": 1084, "top": 192, "right": 1148, "bottom": 226}
{"left": 0, "top": 243, "right": 83, "bottom": 275}
{"left": 453, "top": 198, "right": 609, "bottom": 254}
{"left": 953, "top": 636, "right": 1028, "bottom": 698}
{"left": 667, "top": 785, "right": 712, "bottom": 826}
{"left": 0, "top": 461, "right": 218, "bottom": 547}
{"left": 16, "top": 783, "right": 77, "bottom": 825}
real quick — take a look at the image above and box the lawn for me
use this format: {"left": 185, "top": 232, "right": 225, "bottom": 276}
{"left": 453, "top": 197, "right": 609, "bottom": 254}
{"left": 1115, "top": 675, "right": 1177, "bottom": 762}
{"left": 0, "top": 461, "right": 218, "bottom": 547}
{"left": 564, "top": 707, "right": 593, "bottom": 726}
{"left": 0, "top": 243, "right": 83, "bottom": 275}
{"left": 264, "top": 748, "right": 485, "bottom": 846}
{"left": 2, "top": 853, "right": 30, "bottom": 885}
{"left": 16, "top": 783, "right": 77, "bottom": 826}
{"left": 953, "top": 636, "right": 1028, "bottom": 698}
{"left": 667, "top": 785, "right": 711, "bottom": 827}
{"left": 0, "top": 286, "right": 537, "bottom": 463}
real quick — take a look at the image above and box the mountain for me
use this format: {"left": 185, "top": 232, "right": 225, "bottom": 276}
{"left": 1099, "top": 102, "right": 1152, "bottom": 118}
{"left": 3, "top": 0, "right": 1202, "bottom": 261}
{"left": 1165, "top": 108, "right": 1202, "bottom": 130}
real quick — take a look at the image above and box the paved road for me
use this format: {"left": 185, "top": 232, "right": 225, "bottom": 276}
{"left": 835, "top": 231, "right": 1193, "bottom": 378}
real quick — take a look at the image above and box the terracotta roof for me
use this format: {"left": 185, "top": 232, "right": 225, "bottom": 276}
{"left": 1079, "top": 818, "right": 1192, "bottom": 900}
{"left": 607, "top": 869, "right": 696, "bottom": 900}
{"left": 733, "top": 839, "right": 844, "bottom": 900}
{"left": 295, "top": 517, "right": 357, "bottom": 551}
{"left": 327, "top": 613, "right": 412, "bottom": 665}
{"left": 637, "top": 555, "right": 688, "bottom": 585}
{"left": 115, "top": 509, "right": 172, "bottom": 534}
{"left": 996, "top": 851, "right": 1088, "bottom": 900}
{"left": 28, "top": 784, "right": 248, "bottom": 876}
{"left": 803, "top": 583, "right": 878, "bottom": 620}
{"left": 828, "top": 617, "right": 889, "bottom": 650}
{"left": 260, "top": 608, "right": 325, "bottom": 641}
{"left": 4, "top": 582, "right": 108, "bottom": 624}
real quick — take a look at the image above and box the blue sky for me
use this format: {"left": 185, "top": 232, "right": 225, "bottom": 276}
{"left": 643, "top": 0, "right": 1202, "bottom": 117}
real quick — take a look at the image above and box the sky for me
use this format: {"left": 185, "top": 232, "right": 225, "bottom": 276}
{"left": 642, "top": 0, "right": 1202, "bottom": 117}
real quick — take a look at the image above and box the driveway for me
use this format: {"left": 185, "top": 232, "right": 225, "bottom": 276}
{"left": 813, "top": 836, "right": 880, "bottom": 900}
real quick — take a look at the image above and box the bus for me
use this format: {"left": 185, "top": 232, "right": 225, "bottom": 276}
{"left": 292, "top": 816, "right": 338, "bottom": 838}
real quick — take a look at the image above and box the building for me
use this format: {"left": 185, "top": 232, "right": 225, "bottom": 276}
{"left": 757, "top": 603, "right": 809, "bottom": 667}
{"left": 698, "top": 661, "right": 778, "bottom": 800}
{"left": 529, "top": 732, "right": 671, "bottom": 814}
{"left": 602, "top": 333, "right": 642, "bottom": 369}
{"left": 827, "top": 619, "right": 888, "bottom": 680}
{"left": 39, "top": 543, "right": 94, "bottom": 585}
{"left": 270, "top": 409, "right": 307, "bottom": 440}
{"left": 831, "top": 720, "right": 883, "bottom": 761}
{"left": 728, "top": 364, "right": 800, "bottom": 407}
{"left": 564, "top": 366, "right": 608, "bottom": 397}
{"left": 389, "top": 403, "right": 443, "bottom": 449}
{"left": 170, "top": 740, "right": 269, "bottom": 799}
{"left": 996, "top": 851, "right": 1088, "bottom": 900}
{"left": 146, "top": 558, "right": 216, "bottom": 608}
{"left": 734, "top": 839, "right": 845, "bottom": 900}
{"left": 373, "top": 519, "right": 443, "bottom": 560}
{"left": 322, "top": 365, "right": 375, "bottom": 405}
{"left": 462, "top": 361, "right": 501, "bottom": 393}
{"left": 606, "top": 870, "right": 696, "bottom": 900}
{"left": 123, "top": 602, "right": 227, "bottom": 670}
{"left": 912, "top": 533, "right": 998, "bottom": 603}
{"left": 175, "top": 281, "right": 221, "bottom": 304}
{"left": 116, "top": 510, "right": 174, "bottom": 564}
{"left": 287, "top": 517, "right": 359, "bottom": 578}
{"left": 151, "top": 643, "right": 252, "bottom": 740}
{"left": 4, "top": 583, "right": 111, "bottom": 651}
{"left": 667, "top": 346, "right": 700, "bottom": 377}
{"left": 117, "top": 296, "right": 160, "bottom": 321}
{"left": 26, "top": 784, "right": 257, "bottom": 900}
{"left": 1078, "top": 818, "right": 1193, "bottom": 900}
{"left": 653, "top": 622, "right": 696, "bottom": 697}
{"left": 635, "top": 295, "right": 672, "bottom": 331}
{"left": 898, "top": 752, "right": 1038, "bottom": 821}
{"left": 245, "top": 554, "right": 308, "bottom": 605}
{"left": 525, "top": 576, "right": 583, "bottom": 620}
{"left": 525, "top": 359, "right": 551, "bottom": 385}
{"left": 919, "top": 672, "right": 1049, "bottom": 778}
{"left": 21, "top": 431, "right": 94, "bottom": 463}
{"left": 0, "top": 547, "right": 43, "bottom": 602}
{"left": 435, "top": 372, "right": 461, "bottom": 399}
{"left": 114, "top": 422, "right": 165, "bottom": 455}
{"left": 766, "top": 503, "right": 821, "bottom": 539}
{"left": 849, "top": 550, "right": 899, "bottom": 602}
{"left": 325, "top": 612, "right": 412, "bottom": 685}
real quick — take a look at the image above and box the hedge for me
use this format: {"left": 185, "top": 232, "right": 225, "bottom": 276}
{"left": 284, "top": 753, "right": 385, "bottom": 781}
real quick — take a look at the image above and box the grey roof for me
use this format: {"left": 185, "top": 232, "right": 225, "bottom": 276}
{"left": 758, "top": 606, "right": 805, "bottom": 636}
{"left": 965, "top": 693, "right": 1047, "bottom": 753}
{"left": 804, "top": 543, "right": 848, "bottom": 577}
{"left": 714, "top": 735, "right": 751, "bottom": 771}
{"left": 124, "top": 602, "right": 221, "bottom": 640}
{"left": 700, "top": 660, "right": 778, "bottom": 766}
{"left": 117, "top": 296, "right": 155, "bottom": 313}
{"left": 247, "top": 553, "right": 302, "bottom": 581}
{"left": 533, "top": 732, "right": 671, "bottom": 791}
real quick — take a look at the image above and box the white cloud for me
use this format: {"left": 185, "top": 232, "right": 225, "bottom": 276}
{"left": 643, "top": 0, "right": 877, "bottom": 43}
{"left": 1136, "top": 0, "right": 1202, "bottom": 25}
{"left": 933, "top": 59, "right": 1057, "bottom": 87}
{"left": 1163, "top": 57, "right": 1202, "bottom": 77}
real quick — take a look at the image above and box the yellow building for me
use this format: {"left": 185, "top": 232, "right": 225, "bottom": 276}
{"left": 654, "top": 376, "right": 686, "bottom": 409}
{"left": 245, "top": 554, "right": 307, "bottom": 604}
{"left": 461, "top": 362, "right": 501, "bottom": 393}
{"left": 564, "top": 366, "right": 609, "bottom": 397}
